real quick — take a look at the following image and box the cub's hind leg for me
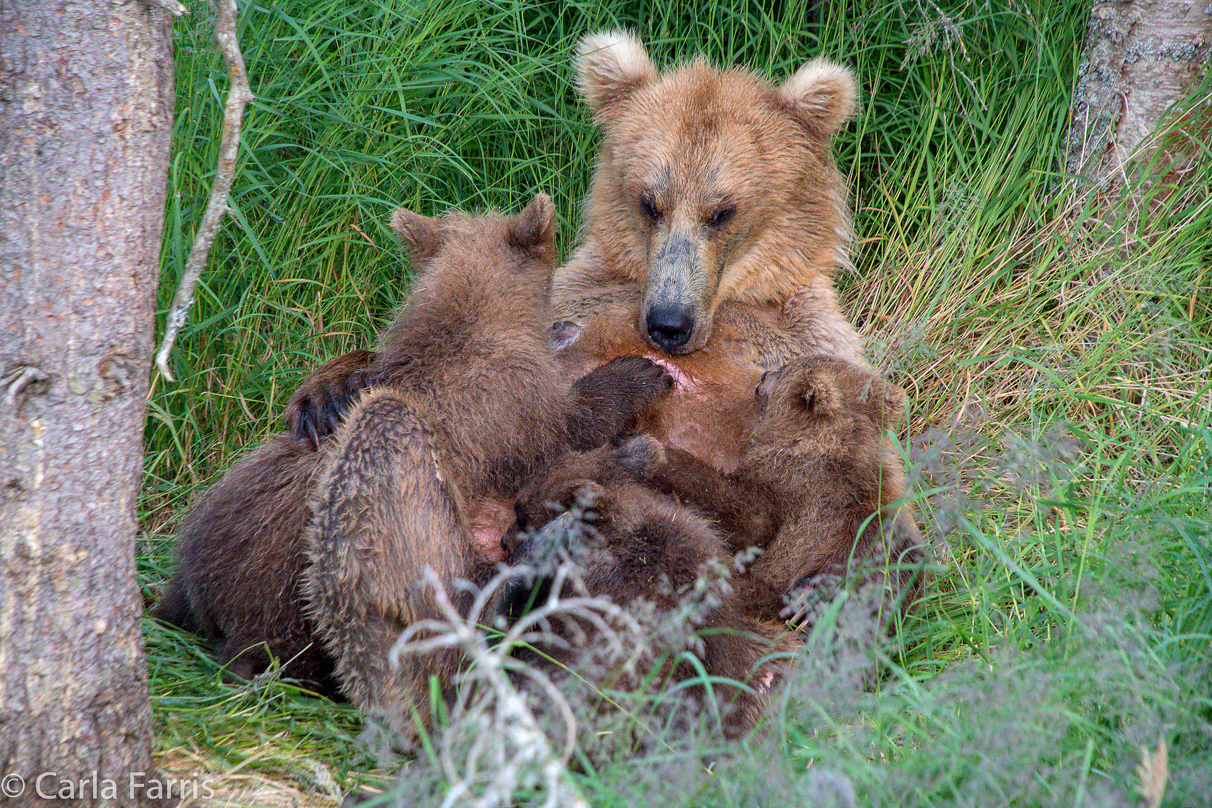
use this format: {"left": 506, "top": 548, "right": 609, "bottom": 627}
{"left": 304, "top": 388, "right": 484, "bottom": 739}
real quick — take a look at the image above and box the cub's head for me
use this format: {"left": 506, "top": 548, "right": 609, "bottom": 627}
{"left": 500, "top": 442, "right": 719, "bottom": 620}
{"left": 752, "top": 356, "right": 904, "bottom": 456}
{"left": 390, "top": 192, "right": 557, "bottom": 323}
{"left": 576, "top": 32, "right": 857, "bottom": 354}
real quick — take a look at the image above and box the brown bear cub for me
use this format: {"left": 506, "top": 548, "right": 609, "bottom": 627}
{"left": 301, "top": 196, "right": 674, "bottom": 737}
{"left": 156, "top": 195, "right": 673, "bottom": 696}
{"left": 499, "top": 440, "right": 794, "bottom": 738}
{"left": 624, "top": 355, "right": 925, "bottom": 625}
{"left": 154, "top": 434, "right": 341, "bottom": 690}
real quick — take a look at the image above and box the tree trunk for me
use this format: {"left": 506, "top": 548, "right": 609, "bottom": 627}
{"left": 1066, "top": 0, "right": 1212, "bottom": 190}
{"left": 0, "top": 1, "right": 173, "bottom": 805}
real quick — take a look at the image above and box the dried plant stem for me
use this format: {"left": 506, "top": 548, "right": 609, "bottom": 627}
{"left": 390, "top": 566, "right": 618, "bottom": 808}
{"left": 155, "top": 0, "right": 252, "bottom": 382}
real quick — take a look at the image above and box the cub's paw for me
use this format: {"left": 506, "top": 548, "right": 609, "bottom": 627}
{"left": 285, "top": 349, "right": 378, "bottom": 449}
{"left": 614, "top": 434, "right": 667, "bottom": 479}
{"left": 569, "top": 356, "right": 675, "bottom": 449}
{"left": 590, "top": 355, "right": 675, "bottom": 411}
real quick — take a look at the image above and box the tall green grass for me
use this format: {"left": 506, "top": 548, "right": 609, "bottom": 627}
{"left": 144, "top": 0, "right": 1212, "bottom": 805}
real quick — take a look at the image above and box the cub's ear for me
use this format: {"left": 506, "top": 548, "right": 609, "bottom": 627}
{"left": 390, "top": 208, "right": 444, "bottom": 264}
{"left": 508, "top": 193, "right": 557, "bottom": 253}
{"left": 800, "top": 372, "right": 838, "bottom": 417}
{"left": 614, "top": 434, "right": 667, "bottom": 479}
{"left": 774, "top": 58, "right": 857, "bottom": 138}
{"left": 875, "top": 380, "right": 907, "bottom": 429}
{"left": 576, "top": 30, "right": 657, "bottom": 117}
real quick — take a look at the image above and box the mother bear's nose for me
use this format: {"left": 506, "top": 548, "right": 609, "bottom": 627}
{"left": 646, "top": 306, "right": 695, "bottom": 351}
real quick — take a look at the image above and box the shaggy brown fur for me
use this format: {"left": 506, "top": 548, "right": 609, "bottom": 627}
{"left": 156, "top": 196, "right": 672, "bottom": 697}
{"left": 285, "top": 308, "right": 764, "bottom": 473}
{"left": 625, "top": 356, "right": 925, "bottom": 624}
{"left": 301, "top": 196, "right": 673, "bottom": 737}
{"left": 501, "top": 441, "right": 794, "bottom": 737}
{"left": 154, "top": 435, "right": 339, "bottom": 691}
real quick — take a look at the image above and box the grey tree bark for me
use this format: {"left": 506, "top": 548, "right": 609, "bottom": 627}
{"left": 1067, "top": 0, "right": 1211, "bottom": 190}
{"left": 0, "top": 1, "right": 173, "bottom": 805}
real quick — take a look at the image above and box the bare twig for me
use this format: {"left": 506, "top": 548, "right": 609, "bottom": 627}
{"left": 155, "top": 0, "right": 253, "bottom": 381}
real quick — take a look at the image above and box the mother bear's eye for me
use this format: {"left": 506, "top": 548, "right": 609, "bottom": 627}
{"left": 639, "top": 194, "right": 661, "bottom": 223}
{"left": 706, "top": 204, "right": 736, "bottom": 228}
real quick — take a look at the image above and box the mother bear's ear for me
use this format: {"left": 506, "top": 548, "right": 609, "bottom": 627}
{"left": 576, "top": 30, "right": 657, "bottom": 119}
{"left": 774, "top": 58, "right": 858, "bottom": 139}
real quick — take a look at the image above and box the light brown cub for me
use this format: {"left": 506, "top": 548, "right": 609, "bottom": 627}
{"left": 302, "top": 196, "right": 671, "bottom": 738}
{"left": 626, "top": 355, "right": 925, "bottom": 624}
